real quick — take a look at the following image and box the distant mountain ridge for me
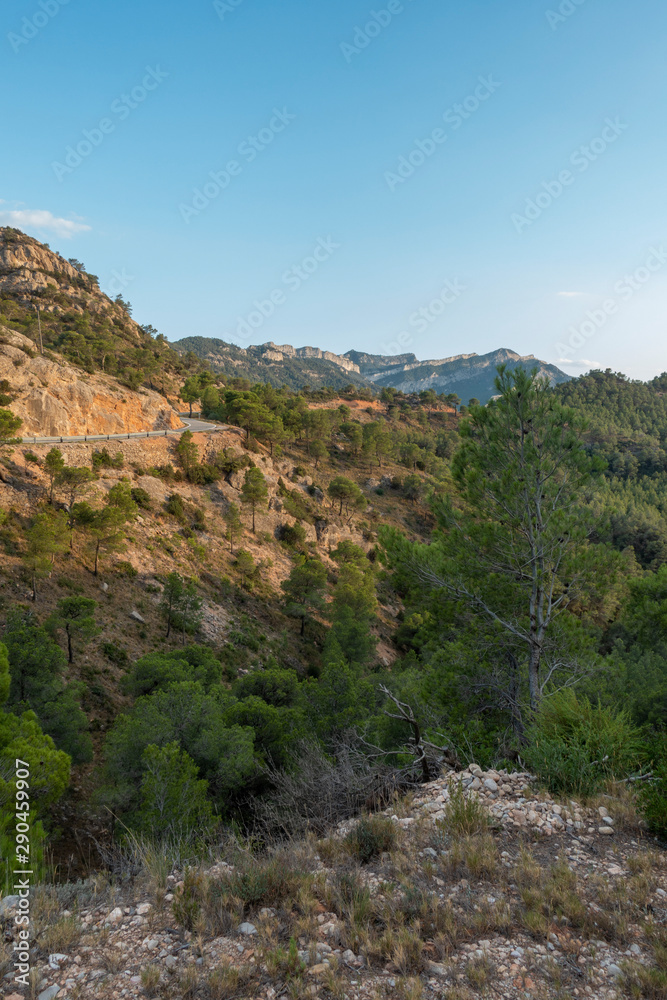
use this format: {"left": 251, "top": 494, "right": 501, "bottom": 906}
{"left": 174, "top": 337, "right": 571, "bottom": 401}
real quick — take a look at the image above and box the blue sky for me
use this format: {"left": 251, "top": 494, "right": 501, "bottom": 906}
{"left": 1, "top": 0, "right": 666, "bottom": 379}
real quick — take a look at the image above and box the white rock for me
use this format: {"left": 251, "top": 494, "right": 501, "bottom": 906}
{"left": 238, "top": 922, "right": 258, "bottom": 935}
{"left": 137, "top": 902, "right": 152, "bottom": 915}
{"left": 483, "top": 778, "right": 498, "bottom": 792}
{"left": 107, "top": 907, "right": 123, "bottom": 923}
{"left": 598, "top": 826, "right": 614, "bottom": 835}
{"left": 0, "top": 895, "right": 19, "bottom": 917}
{"left": 38, "top": 988, "right": 61, "bottom": 1000}
{"left": 48, "top": 954, "right": 68, "bottom": 970}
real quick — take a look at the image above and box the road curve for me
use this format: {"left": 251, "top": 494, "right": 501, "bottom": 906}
{"left": 21, "top": 416, "right": 225, "bottom": 446}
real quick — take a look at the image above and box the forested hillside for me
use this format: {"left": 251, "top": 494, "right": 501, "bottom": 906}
{"left": 2, "top": 360, "right": 667, "bottom": 866}
{"left": 1, "top": 237, "right": 667, "bottom": 997}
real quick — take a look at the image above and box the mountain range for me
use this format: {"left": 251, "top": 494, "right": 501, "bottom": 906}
{"left": 0, "top": 226, "right": 570, "bottom": 406}
{"left": 174, "top": 337, "right": 571, "bottom": 402}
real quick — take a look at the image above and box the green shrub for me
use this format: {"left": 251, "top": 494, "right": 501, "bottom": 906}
{"left": 639, "top": 737, "right": 667, "bottom": 838}
{"left": 172, "top": 867, "right": 205, "bottom": 931}
{"left": 131, "top": 487, "right": 152, "bottom": 510}
{"left": 114, "top": 561, "right": 138, "bottom": 578}
{"left": 212, "top": 852, "right": 310, "bottom": 912}
{"left": 278, "top": 522, "right": 306, "bottom": 548}
{"left": 165, "top": 493, "right": 186, "bottom": 522}
{"left": 103, "top": 642, "right": 128, "bottom": 665}
{"left": 92, "top": 448, "right": 124, "bottom": 470}
{"left": 525, "top": 690, "right": 645, "bottom": 797}
{"left": 345, "top": 814, "right": 397, "bottom": 863}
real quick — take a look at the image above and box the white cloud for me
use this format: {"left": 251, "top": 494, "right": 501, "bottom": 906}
{"left": 0, "top": 208, "right": 91, "bottom": 239}
{"left": 557, "top": 291, "right": 586, "bottom": 298}
{"left": 560, "top": 358, "right": 601, "bottom": 368}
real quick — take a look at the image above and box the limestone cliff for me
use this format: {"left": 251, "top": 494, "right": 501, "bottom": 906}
{"left": 0, "top": 330, "right": 182, "bottom": 436}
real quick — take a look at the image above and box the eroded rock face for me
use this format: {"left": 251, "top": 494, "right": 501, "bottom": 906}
{"left": 0, "top": 330, "right": 182, "bottom": 436}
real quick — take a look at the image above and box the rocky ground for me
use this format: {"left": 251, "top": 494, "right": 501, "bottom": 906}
{"left": 2, "top": 767, "right": 665, "bottom": 1000}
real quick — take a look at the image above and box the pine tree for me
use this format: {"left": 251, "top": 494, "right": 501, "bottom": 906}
{"left": 23, "top": 509, "right": 69, "bottom": 599}
{"left": 241, "top": 468, "right": 268, "bottom": 532}
{"left": 47, "top": 597, "right": 99, "bottom": 664}
{"left": 44, "top": 447, "right": 65, "bottom": 503}
{"left": 224, "top": 502, "right": 243, "bottom": 553}
{"left": 281, "top": 558, "right": 328, "bottom": 636}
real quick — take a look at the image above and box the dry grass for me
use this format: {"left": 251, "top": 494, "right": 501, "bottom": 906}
{"left": 207, "top": 962, "right": 257, "bottom": 1000}
{"left": 515, "top": 845, "right": 542, "bottom": 887}
{"left": 38, "top": 914, "right": 82, "bottom": 955}
{"left": 439, "top": 781, "right": 489, "bottom": 837}
{"left": 140, "top": 964, "right": 162, "bottom": 996}
{"left": 442, "top": 990, "right": 476, "bottom": 1000}
{"left": 466, "top": 954, "right": 493, "bottom": 988}
{"left": 101, "top": 947, "right": 126, "bottom": 974}
{"left": 441, "top": 833, "right": 498, "bottom": 881}
{"left": 588, "top": 781, "right": 643, "bottom": 833}
{"left": 178, "top": 965, "right": 201, "bottom": 997}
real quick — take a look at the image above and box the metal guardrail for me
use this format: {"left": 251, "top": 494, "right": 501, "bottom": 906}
{"left": 24, "top": 417, "right": 225, "bottom": 446}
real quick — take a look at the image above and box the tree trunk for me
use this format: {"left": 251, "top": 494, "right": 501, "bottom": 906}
{"left": 94, "top": 540, "right": 100, "bottom": 576}
{"left": 31, "top": 572, "right": 36, "bottom": 602}
{"left": 528, "top": 641, "right": 541, "bottom": 711}
{"left": 507, "top": 652, "right": 523, "bottom": 736}
{"left": 66, "top": 625, "right": 73, "bottom": 663}
{"left": 300, "top": 615, "right": 305, "bottom": 636}
{"left": 166, "top": 609, "right": 172, "bottom": 638}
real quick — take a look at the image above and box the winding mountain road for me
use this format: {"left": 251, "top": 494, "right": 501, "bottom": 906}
{"left": 22, "top": 416, "right": 223, "bottom": 446}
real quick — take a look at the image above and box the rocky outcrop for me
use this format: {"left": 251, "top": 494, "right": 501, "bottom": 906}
{"left": 0, "top": 228, "right": 144, "bottom": 331}
{"left": 260, "top": 343, "right": 361, "bottom": 373}
{"left": 0, "top": 330, "right": 182, "bottom": 436}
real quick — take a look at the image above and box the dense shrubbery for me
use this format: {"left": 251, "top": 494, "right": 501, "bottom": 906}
{"left": 524, "top": 691, "right": 645, "bottom": 797}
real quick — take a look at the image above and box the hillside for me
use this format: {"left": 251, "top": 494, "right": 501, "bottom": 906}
{"left": 175, "top": 336, "right": 570, "bottom": 403}
{"left": 0, "top": 227, "right": 192, "bottom": 395}
{"left": 173, "top": 337, "right": 370, "bottom": 391}
{"left": 1, "top": 234, "right": 667, "bottom": 1000}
